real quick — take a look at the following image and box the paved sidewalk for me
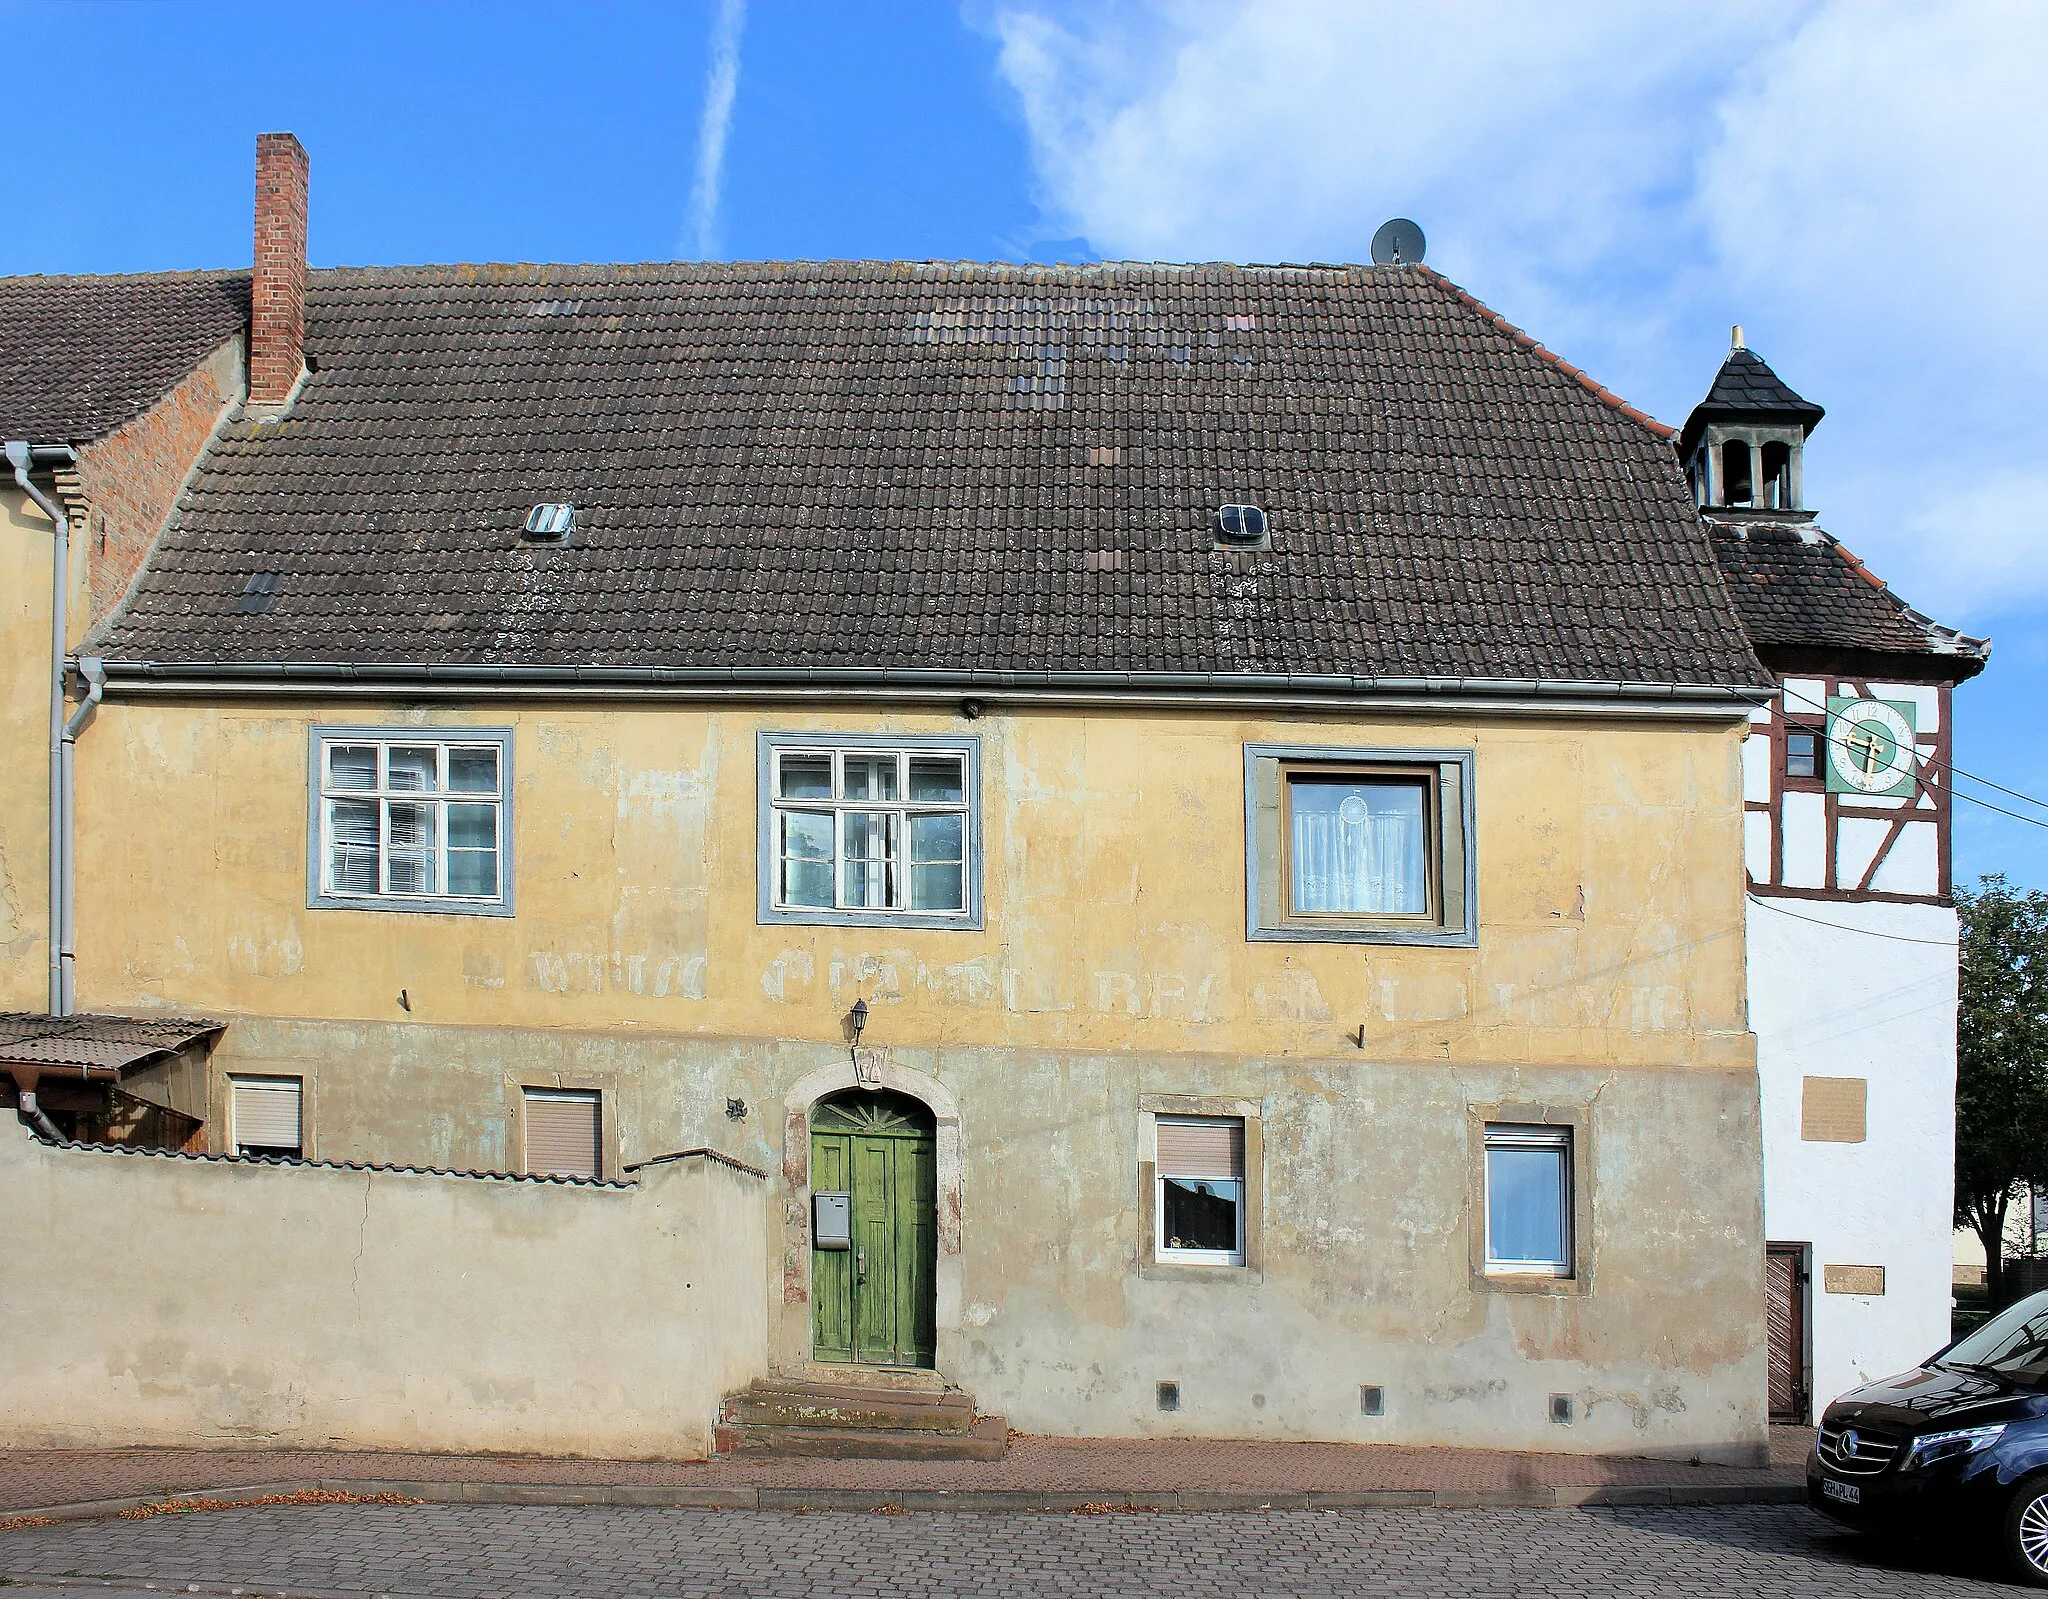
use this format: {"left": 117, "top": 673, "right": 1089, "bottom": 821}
{"left": 0, "top": 1429, "right": 1812, "bottom": 1520}
{"left": 0, "top": 1499, "right": 2017, "bottom": 1599}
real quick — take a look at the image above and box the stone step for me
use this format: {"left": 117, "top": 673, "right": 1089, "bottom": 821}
{"left": 713, "top": 1413, "right": 1008, "bottom": 1461}
{"left": 723, "top": 1386, "right": 976, "bottom": 1433}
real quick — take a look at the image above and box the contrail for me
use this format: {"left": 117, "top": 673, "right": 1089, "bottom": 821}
{"left": 685, "top": 0, "right": 746, "bottom": 259}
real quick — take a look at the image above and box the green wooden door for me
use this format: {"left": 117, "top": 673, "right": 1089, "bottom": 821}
{"left": 810, "top": 1091, "right": 936, "bottom": 1368}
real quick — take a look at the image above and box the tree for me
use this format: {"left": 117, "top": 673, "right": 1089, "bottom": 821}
{"left": 1955, "top": 875, "right": 2048, "bottom": 1304}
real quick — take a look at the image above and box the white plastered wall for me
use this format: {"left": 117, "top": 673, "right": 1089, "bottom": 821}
{"left": 1750, "top": 895, "right": 1958, "bottom": 1416}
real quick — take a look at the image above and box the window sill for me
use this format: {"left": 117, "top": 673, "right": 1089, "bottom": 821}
{"left": 759, "top": 906, "right": 983, "bottom": 932}
{"left": 1139, "top": 1259, "right": 1260, "bottom": 1284}
{"left": 1476, "top": 1268, "right": 1586, "bottom": 1297}
{"left": 1250, "top": 922, "right": 1475, "bottom": 947}
{"left": 307, "top": 894, "right": 513, "bottom": 918}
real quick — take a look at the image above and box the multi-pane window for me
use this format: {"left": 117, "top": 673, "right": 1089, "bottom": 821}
{"left": 314, "top": 733, "right": 509, "bottom": 911}
{"left": 1786, "top": 726, "right": 1820, "bottom": 780}
{"left": 764, "top": 741, "right": 976, "bottom": 923}
{"left": 1155, "top": 1116, "right": 1246, "bottom": 1266}
{"left": 1484, "top": 1125, "right": 1574, "bottom": 1277}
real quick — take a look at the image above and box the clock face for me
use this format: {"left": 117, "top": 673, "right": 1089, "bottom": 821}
{"left": 1825, "top": 696, "right": 1918, "bottom": 796}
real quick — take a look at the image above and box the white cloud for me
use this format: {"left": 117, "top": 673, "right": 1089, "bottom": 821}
{"left": 990, "top": 0, "right": 2048, "bottom": 624}
{"left": 684, "top": 0, "right": 748, "bottom": 260}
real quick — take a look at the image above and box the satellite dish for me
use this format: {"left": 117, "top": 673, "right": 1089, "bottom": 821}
{"left": 1370, "top": 218, "right": 1426, "bottom": 266}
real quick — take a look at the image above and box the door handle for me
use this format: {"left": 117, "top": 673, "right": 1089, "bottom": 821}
{"left": 856, "top": 1246, "right": 866, "bottom": 1284}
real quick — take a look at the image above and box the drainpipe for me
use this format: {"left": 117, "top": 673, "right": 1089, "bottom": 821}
{"left": 5, "top": 440, "right": 79, "bottom": 1017}
{"left": 7, "top": 1067, "right": 64, "bottom": 1143}
{"left": 59, "top": 657, "right": 106, "bottom": 1016}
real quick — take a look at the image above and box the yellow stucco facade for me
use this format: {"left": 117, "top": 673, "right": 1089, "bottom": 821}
{"left": 63, "top": 700, "right": 1751, "bottom": 1072}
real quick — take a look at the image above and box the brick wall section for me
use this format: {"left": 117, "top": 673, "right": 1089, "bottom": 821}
{"left": 249, "top": 132, "right": 308, "bottom": 409}
{"left": 75, "top": 340, "right": 240, "bottom": 622}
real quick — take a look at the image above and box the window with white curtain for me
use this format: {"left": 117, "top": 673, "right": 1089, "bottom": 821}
{"left": 1287, "top": 773, "right": 1430, "bottom": 916}
{"left": 1245, "top": 745, "right": 1474, "bottom": 945}
{"left": 309, "top": 729, "right": 512, "bottom": 914}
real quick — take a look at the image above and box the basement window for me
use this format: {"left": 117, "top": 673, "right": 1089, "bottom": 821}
{"left": 230, "top": 1075, "right": 303, "bottom": 1159}
{"left": 522, "top": 1088, "right": 601, "bottom": 1179}
{"left": 308, "top": 728, "right": 514, "bottom": 915}
{"left": 1485, "top": 1125, "right": 1574, "bottom": 1278}
{"left": 522, "top": 503, "right": 575, "bottom": 542}
{"left": 757, "top": 734, "right": 982, "bottom": 929}
{"left": 1155, "top": 1117, "right": 1245, "bottom": 1266}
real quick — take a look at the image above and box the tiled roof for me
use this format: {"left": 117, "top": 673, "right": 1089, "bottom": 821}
{"left": 0, "top": 271, "right": 249, "bottom": 443}
{"left": 0, "top": 1011, "right": 225, "bottom": 1073}
{"left": 100, "top": 259, "right": 1770, "bottom": 691}
{"left": 1679, "top": 347, "right": 1824, "bottom": 455}
{"left": 1706, "top": 515, "right": 1989, "bottom": 677}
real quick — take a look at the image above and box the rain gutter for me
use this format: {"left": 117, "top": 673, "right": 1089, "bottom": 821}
{"left": 94, "top": 660, "right": 1767, "bottom": 721}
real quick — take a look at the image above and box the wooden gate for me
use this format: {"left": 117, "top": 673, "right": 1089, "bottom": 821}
{"left": 1766, "top": 1243, "right": 1809, "bottom": 1422}
{"left": 810, "top": 1090, "right": 937, "bottom": 1368}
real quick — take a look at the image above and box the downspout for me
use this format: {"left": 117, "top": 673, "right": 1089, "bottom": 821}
{"left": 7, "top": 1067, "right": 65, "bottom": 1143}
{"left": 60, "top": 657, "right": 106, "bottom": 1016}
{"left": 4, "top": 440, "right": 79, "bottom": 1017}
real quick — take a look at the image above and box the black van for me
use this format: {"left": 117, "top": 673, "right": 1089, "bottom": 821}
{"left": 1810, "top": 1288, "right": 2048, "bottom": 1585}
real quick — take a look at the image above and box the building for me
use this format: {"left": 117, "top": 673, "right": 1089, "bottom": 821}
{"left": 1687, "top": 337, "right": 1988, "bottom": 1421}
{"left": 4, "top": 135, "right": 1803, "bottom": 1461}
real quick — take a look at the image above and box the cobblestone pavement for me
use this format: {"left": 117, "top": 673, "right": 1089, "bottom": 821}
{"left": 0, "top": 1500, "right": 2031, "bottom": 1598}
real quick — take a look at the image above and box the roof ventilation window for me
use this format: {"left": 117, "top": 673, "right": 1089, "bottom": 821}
{"left": 1214, "top": 504, "right": 1270, "bottom": 548}
{"left": 234, "top": 572, "right": 283, "bottom": 614}
{"left": 522, "top": 503, "right": 576, "bottom": 543}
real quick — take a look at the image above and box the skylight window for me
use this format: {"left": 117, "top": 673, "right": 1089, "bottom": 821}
{"left": 522, "top": 503, "right": 575, "bottom": 542}
{"left": 234, "top": 572, "right": 283, "bottom": 614}
{"left": 1214, "top": 504, "right": 1269, "bottom": 547}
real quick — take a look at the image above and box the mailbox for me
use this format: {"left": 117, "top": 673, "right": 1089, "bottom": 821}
{"left": 812, "top": 1190, "right": 853, "bottom": 1250}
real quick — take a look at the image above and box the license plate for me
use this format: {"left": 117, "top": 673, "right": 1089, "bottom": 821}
{"left": 1821, "top": 1479, "right": 1861, "bottom": 1505}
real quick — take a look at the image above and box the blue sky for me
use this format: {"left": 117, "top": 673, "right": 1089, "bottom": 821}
{"left": 4, "top": 0, "right": 2042, "bottom": 888}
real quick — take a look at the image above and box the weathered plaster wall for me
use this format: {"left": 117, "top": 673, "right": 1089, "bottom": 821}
{"left": 66, "top": 702, "right": 1752, "bottom": 1073}
{"left": 190, "top": 1014, "right": 1768, "bottom": 1460}
{"left": 33, "top": 698, "right": 1763, "bottom": 1456}
{"left": 0, "top": 1117, "right": 767, "bottom": 1456}
{"left": 1751, "top": 895, "right": 1957, "bottom": 1415}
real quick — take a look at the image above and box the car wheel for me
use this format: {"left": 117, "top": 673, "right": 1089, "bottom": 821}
{"left": 2007, "top": 1476, "right": 2048, "bottom": 1587}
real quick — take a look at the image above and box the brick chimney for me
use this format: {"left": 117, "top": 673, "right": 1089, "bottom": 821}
{"left": 249, "top": 132, "right": 309, "bottom": 412}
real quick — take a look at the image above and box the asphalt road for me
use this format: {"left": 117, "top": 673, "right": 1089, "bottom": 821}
{"left": 0, "top": 1501, "right": 2033, "bottom": 1598}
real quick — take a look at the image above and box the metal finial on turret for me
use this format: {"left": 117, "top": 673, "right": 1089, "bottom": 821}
{"left": 1731, "top": 324, "right": 1745, "bottom": 351}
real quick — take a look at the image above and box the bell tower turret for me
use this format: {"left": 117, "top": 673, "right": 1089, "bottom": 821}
{"left": 1679, "top": 327, "right": 1826, "bottom": 512}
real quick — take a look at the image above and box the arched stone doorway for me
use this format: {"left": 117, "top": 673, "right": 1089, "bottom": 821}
{"left": 808, "top": 1088, "right": 937, "bottom": 1368}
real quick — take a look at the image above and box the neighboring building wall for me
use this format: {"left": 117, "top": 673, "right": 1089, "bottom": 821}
{"left": 0, "top": 1118, "right": 768, "bottom": 1456}
{"left": 0, "top": 484, "right": 86, "bottom": 1010}
{"left": 57, "top": 697, "right": 1767, "bottom": 1460}
{"left": 1743, "top": 676, "right": 1960, "bottom": 1417}
{"left": 75, "top": 338, "right": 243, "bottom": 616}
{"left": 0, "top": 340, "right": 240, "bottom": 1010}
{"left": 1750, "top": 896, "right": 1957, "bottom": 1410}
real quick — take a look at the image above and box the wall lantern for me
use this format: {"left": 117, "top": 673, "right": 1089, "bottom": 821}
{"left": 848, "top": 998, "right": 880, "bottom": 1088}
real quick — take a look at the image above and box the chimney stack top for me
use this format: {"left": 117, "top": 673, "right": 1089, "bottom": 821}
{"left": 250, "top": 133, "right": 309, "bottom": 415}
